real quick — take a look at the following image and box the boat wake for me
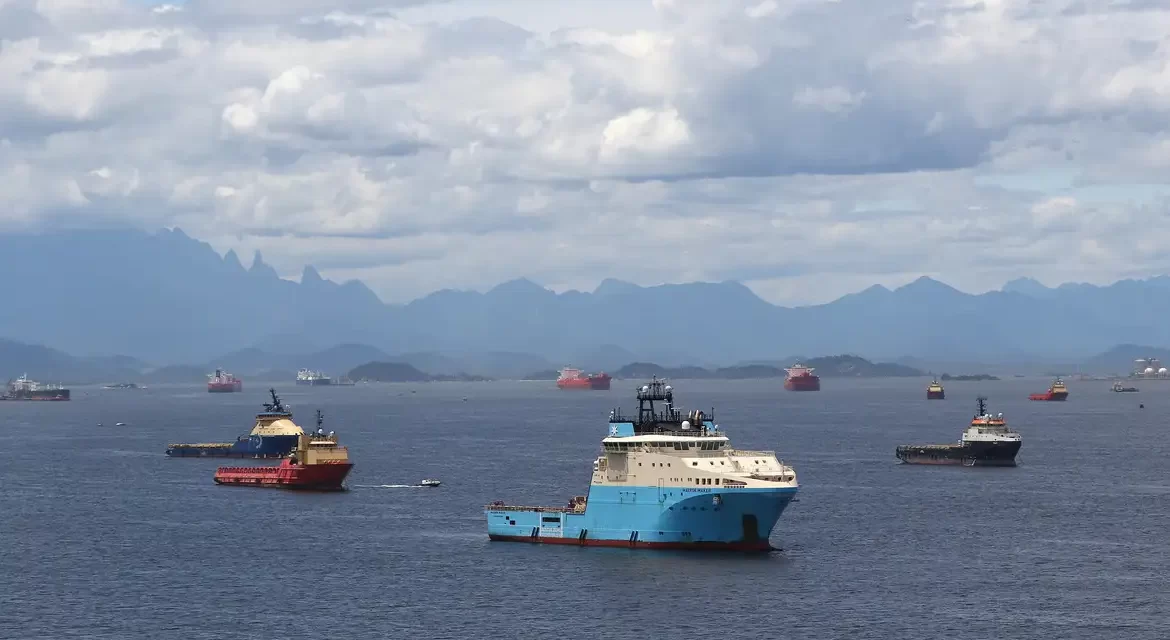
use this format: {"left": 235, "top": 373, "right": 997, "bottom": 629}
{"left": 354, "top": 484, "right": 427, "bottom": 489}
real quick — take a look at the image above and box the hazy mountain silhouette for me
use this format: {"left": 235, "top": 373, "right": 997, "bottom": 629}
{"left": 4, "top": 228, "right": 1170, "bottom": 365}
{"left": 1080, "top": 344, "right": 1170, "bottom": 374}
{"left": 0, "top": 338, "right": 145, "bottom": 383}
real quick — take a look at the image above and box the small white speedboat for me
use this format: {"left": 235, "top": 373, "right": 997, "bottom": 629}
{"left": 419, "top": 479, "right": 441, "bottom": 487}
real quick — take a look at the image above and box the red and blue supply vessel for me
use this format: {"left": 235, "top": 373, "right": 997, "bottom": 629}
{"left": 207, "top": 368, "right": 242, "bottom": 393}
{"left": 166, "top": 389, "right": 303, "bottom": 458}
{"left": 214, "top": 410, "right": 352, "bottom": 490}
{"left": 486, "top": 378, "right": 799, "bottom": 551}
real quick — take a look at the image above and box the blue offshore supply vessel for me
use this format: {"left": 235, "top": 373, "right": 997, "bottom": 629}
{"left": 485, "top": 378, "right": 799, "bottom": 551}
{"left": 165, "top": 389, "right": 305, "bottom": 458}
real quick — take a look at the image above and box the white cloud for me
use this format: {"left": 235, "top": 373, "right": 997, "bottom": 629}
{"left": 3, "top": 0, "right": 1170, "bottom": 305}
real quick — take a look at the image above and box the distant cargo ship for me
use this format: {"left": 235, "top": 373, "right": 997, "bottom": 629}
{"left": 926, "top": 379, "right": 945, "bottom": 400}
{"left": 557, "top": 367, "right": 612, "bottom": 390}
{"left": 896, "top": 396, "right": 1021, "bottom": 467}
{"left": 1029, "top": 377, "right": 1068, "bottom": 401}
{"left": 207, "top": 369, "right": 242, "bottom": 393}
{"left": 783, "top": 364, "right": 820, "bottom": 391}
{"left": 214, "top": 410, "right": 352, "bottom": 490}
{"left": 296, "top": 368, "right": 332, "bottom": 386}
{"left": 486, "top": 378, "right": 799, "bottom": 551}
{"left": 1112, "top": 381, "right": 1138, "bottom": 393}
{"left": 1, "top": 374, "right": 70, "bottom": 401}
{"left": 166, "top": 389, "right": 303, "bottom": 458}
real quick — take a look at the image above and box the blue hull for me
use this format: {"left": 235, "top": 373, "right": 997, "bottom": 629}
{"left": 486, "top": 484, "right": 797, "bottom": 551}
{"left": 165, "top": 434, "right": 299, "bottom": 458}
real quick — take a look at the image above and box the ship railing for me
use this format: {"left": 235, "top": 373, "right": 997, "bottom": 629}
{"left": 483, "top": 504, "right": 577, "bottom": 513}
{"left": 167, "top": 442, "right": 233, "bottom": 449}
{"left": 727, "top": 449, "right": 777, "bottom": 458}
{"left": 627, "top": 428, "right": 728, "bottom": 439}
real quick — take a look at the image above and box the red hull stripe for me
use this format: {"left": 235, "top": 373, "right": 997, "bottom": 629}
{"left": 488, "top": 534, "right": 772, "bottom": 552}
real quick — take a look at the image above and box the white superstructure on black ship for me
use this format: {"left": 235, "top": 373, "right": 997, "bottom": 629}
{"left": 896, "top": 396, "right": 1021, "bottom": 467}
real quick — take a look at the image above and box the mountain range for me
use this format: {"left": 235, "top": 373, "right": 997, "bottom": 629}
{"left": 3, "top": 228, "right": 1170, "bottom": 368}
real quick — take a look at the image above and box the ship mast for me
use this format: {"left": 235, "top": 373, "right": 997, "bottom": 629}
{"left": 637, "top": 377, "right": 673, "bottom": 424}
{"left": 975, "top": 395, "right": 987, "bottom": 418}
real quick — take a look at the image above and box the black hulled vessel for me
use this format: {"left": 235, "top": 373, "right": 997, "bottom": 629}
{"left": 896, "top": 396, "right": 1021, "bottom": 467}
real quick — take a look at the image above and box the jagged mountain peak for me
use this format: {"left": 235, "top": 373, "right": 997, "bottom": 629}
{"left": 488, "top": 277, "right": 550, "bottom": 296}
{"left": 223, "top": 249, "right": 244, "bottom": 271}
{"left": 301, "top": 264, "right": 323, "bottom": 284}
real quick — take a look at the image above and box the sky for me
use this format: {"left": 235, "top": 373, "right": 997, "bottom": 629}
{"left": 4, "top": 0, "right": 1170, "bottom": 305}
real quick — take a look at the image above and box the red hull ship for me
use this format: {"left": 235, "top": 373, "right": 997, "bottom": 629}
{"left": 783, "top": 364, "right": 820, "bottom": 391}
{"left": 557, "top": 368, "right": 612, "bottom": 390}
{"left": 207, "top": 368, "right": 243, "bottom": 393}
{"left": 214, "top": 410, "right": 352, "bottom": 490}
{"left": 1029, "top": 377, "right": 1068, "bottom": 401}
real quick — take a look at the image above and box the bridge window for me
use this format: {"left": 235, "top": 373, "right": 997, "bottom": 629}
{"left": 715, "top": 479, "right": 720, "bottom": 485}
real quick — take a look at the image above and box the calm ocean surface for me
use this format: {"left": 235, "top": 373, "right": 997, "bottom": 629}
{"left": 2, "top": 378, "right": 1168, "bottom": 639}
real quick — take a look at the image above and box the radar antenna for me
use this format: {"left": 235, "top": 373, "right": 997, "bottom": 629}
{"left": 263, "top": 388, "right": 287, "bottom": 414}
{"left": 316, "top": 409, "right": 324, "bottom": 429}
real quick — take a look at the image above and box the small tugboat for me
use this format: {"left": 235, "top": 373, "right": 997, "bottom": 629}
{"left": 419, "top": 479, "right": 441, "bottom": 487}
{"left": 1112, "top": 381, "right": 1139, "bottom": 393}
{"left": 1, "top": 374, "right": 70, "bottom": 401}
{"left": 1029, "top": 377, "right": 1069, "bottom": 401}
{"left": 486, "top": 378, "right": 799, "bottom": 551}
{"left": 214, "top": 410, "right": 352, "bottom": 490}
{"left": 166, "top": 389, "right": 303, "bottom": 458}
{"left": 783, "top": 364, "right": 820, "bottom": 391}
{"left": 926, "top": 379, "right": 945, "bottom": 400}
{"left": 896, "top": 396, "right": 1021, "bottom": 467}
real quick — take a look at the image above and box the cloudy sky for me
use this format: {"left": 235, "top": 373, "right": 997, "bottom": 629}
{"left": 4, "top": 0, "right": 1170, "bottom": 305}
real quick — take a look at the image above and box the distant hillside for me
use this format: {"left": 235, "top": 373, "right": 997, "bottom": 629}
{"left": 347, "top": 361, "right": 490, "bottom": 382}
{"left": 348, "top": 361, "right": 430, "bottom": 382}
{"left": 605, "top": 356, "right": 919, "bottom": 380}
{"left": 1080, "top": 344, "right": 1170, "bottom": 374}
{"left": 0, "top": 338, "right": 145, "bottom": 384}
{"left": 802, "top": 355, "right": 922, "bottom": 377}
{"left": 10, "top": 228, "right": 1170, "bottom": 365}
